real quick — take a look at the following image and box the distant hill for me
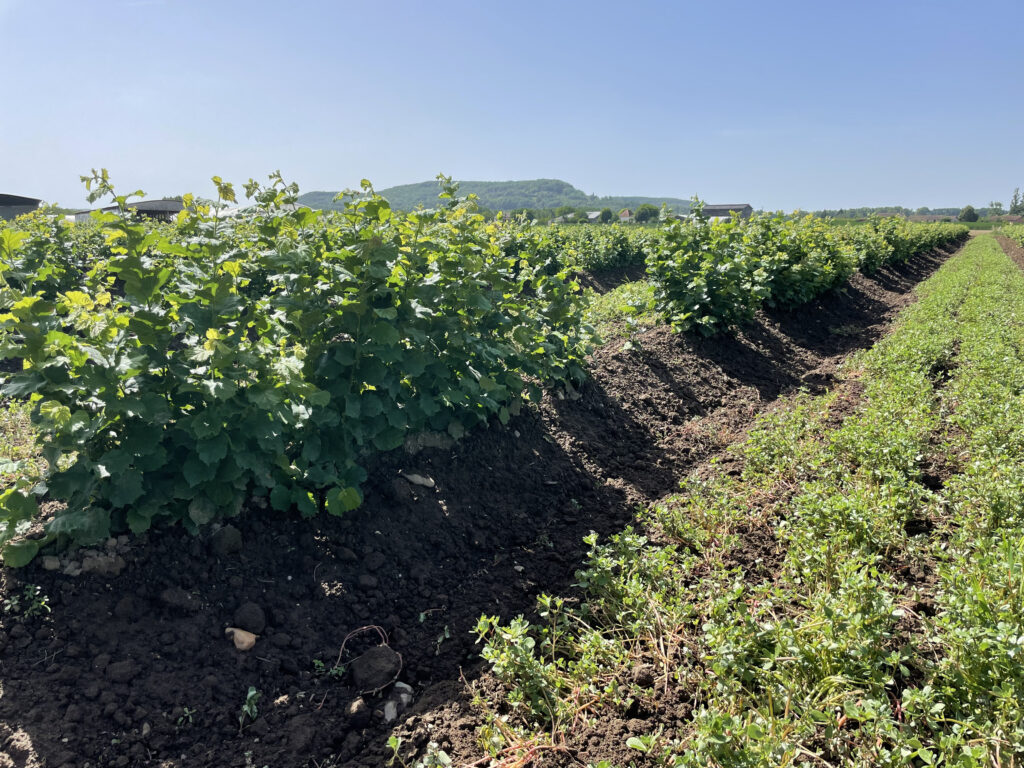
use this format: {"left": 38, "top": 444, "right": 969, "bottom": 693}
{"left": 298, "top": 179, "right": 692, "bottom": 214}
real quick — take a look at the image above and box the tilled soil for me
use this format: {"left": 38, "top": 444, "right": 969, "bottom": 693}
{"left": 0, "top": 244, "right": 959, "bottom": 768}
{"left": 997, "top": 233, "right": 1024, "bottom": 271}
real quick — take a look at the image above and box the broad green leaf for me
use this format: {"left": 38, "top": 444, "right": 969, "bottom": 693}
{"left": 2, "top": 539, "right": 39, "bottom": 567}
{"left": 325, "top": 486, "right": 361, "bottom": 516}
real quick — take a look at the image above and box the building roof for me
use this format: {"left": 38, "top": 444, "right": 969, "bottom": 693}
{"left": 704, "top": 204, "right": 752, "bottom": 214}
{"left": 0, "top": 194, "right": 42, "bottom": 207}
{"left": 99, "top": 199, "right": 185, "bottom": 214}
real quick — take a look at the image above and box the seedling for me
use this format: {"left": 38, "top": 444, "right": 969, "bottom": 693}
{"left": 238, "top": 687, "right": 260, "bottom": 732}
{"left": 176, "top": 706, "right": 195, "bottom": 727}
{"left": 2, "top": 584, "right": 49, "bottom": 618}
{"left": 312, "top": 658, "right": 345, "bottom": 679}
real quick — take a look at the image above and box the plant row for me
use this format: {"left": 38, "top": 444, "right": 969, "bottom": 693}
{"left": 0, "top": 174, "right": 591, "bottom": 564}
{"left": 494, "top": 221, "right": 658, "bottom": 273}
{"left": 1004, "top": 223, "right": 1024, "bottom": 247}
{"left": 648, "top": 203, "right": 968, "bottom": 333}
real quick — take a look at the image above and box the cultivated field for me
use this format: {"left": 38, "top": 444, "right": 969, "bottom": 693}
{"left": 3, "top": 182, "right": 1014, "bottom": 768}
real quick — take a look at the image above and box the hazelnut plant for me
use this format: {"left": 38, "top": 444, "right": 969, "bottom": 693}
{"left": 0, "top": 172, "right": 591, "bottom": 564}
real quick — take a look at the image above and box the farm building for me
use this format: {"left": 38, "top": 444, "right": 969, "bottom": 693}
{"left": 0, "top": 193, "right": 41, "bottom": 220}
{"left": 74, "top": 198, "right": 185, "bottom": 223}
{"left": 703, "top": 204, "right": 753, "bottom": 221}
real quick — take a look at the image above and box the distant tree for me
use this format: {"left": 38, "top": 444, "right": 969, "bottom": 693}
{"left": 1011, "top": 188, "right": 1024, "bottom": 215}
{"left": 958, "top": 205, "right": 979, "bottom": 222}
{"left": 634, "top": 203, "right": 660, "bottom": 223}
{"left": 599, "top": 207, "right": 613, "bottom": 224}
{"left": 915, "top": 206, "right": 929, "bottom": 215}
{"left": 989, "top": 201, "right": 1005, "bottom": 218}
{"left": 554, "top": 205, "right": 575, "bottom": 218}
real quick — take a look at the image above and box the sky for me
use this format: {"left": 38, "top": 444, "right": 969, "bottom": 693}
{"left": 2, "top": 0, "right": 1022, "bottom": 211}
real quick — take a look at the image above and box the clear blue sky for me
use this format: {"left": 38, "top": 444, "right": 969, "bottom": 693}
{"left": 2, "top": 0, "right": 1022, "bottom": 211}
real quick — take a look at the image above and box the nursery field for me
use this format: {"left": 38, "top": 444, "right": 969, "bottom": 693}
{"left": 0, "top": 181, "right": 998, "bottom": 767}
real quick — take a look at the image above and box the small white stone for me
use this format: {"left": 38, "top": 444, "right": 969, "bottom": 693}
{"left": 393, "top": 681, "right": 414, "bottom": 694}
{"left": 399, "top": 693, "right": 413, "bottom": 708}
{"left": 402, "top": 473, "right": 435, "bottom": 488}
{"left": 383, "top": 701, "right": 398, "bottom": 723}
{"left": 41, "top": 556, "right": 61, "bottom": 571}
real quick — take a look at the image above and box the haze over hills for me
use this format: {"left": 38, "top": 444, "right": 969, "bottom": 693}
{"left": 297, "top": 179, "right": 693, "bottom": 214}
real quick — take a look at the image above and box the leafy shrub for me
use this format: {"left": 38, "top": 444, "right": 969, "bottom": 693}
{"left": 647, "top": 202, "right": 967, "bottom": 334}
{"left": 0, "top": 173, "right": 591, "bottom": 563}
{"left": 646, "top": 200, "right": 770, "bottom": 334}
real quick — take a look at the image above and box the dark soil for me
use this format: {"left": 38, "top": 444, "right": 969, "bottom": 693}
{"left": 0, "top": 244, "right": 960, "bottom": 768}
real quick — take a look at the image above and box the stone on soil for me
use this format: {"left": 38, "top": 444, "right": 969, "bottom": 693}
{"left": 233, "top": 602, "right": 266, "bottom": 634}
{"left": 210, "top": 525, "right": 243, "bottom": 557}
{"left": 349, "top": 644, "right": 402, "bottom": 691}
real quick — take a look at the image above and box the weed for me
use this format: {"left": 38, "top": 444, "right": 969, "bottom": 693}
{"left": 2, "top": 584, "right": 50, "bottom": 618}
{"left": 176, "top": 706, "right": 195, "bottom": 727}
{"left": 238, "top": 686, "right": 260, "bottom": 732}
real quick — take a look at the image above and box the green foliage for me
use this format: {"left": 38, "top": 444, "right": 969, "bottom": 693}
{"left": 646, "top": 199, "right": 771, "bottom": 334}
{"left": 1010, "top": 187, "right": 1023, "bottom": 216}
{"left": 647, "top": 201, "right": 967, "bottom": 334}
{"left": 957, "top": 204, "right": 979, "bottom": 222}
{"left": 634, "top": 204, "right": 660, "bottom": 224}
{"left": 238, "top": 686, "right": 260, "bottom": 730}
{"left": 0, "top": 173, "right": 592, "bottom": 560}
{"left": 2, "top": 583, "right": 49, "bottom": 617}
{"left": 1005, "top": 224, "right": 1024, "bottom": 247}
{"left": 494, "top": 221, "right": 660, "bottom": 274}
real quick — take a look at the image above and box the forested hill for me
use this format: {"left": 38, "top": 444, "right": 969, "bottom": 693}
{"left": 298, "top": 179, "right": 692, "bottom": 214}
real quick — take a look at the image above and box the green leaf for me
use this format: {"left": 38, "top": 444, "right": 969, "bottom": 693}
{"left": 270, "top": 484, "right": 292, "bottom": 512}
{"left": 625, "top": 737, "right": 649, "bottom": 753}
{"left": 325, "top": 486, "right": 362, "bottom": 516}
{"left": 197, "top": 433, "right": 230, "bottom": 465}
{"left": 109, "top": 469, "right": 144, "bottom": 507}
{"left": 188, "top": 495, "right": 218, "bottom": 525}
{"left": 368, "top": 321, "right": 400, "bottom": 346}
{"left": 2, "top": 539, "right": 39, "bottom": 567}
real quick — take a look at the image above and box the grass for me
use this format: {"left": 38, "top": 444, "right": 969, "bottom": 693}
{"left": 0, "top": 401, "right": 44, "bottom": 491}
{"left": 583, "top": 280, "right": 659, "bottom": 343}
{"left": 470, "top": 235, "right": 1024, "bottom": 766}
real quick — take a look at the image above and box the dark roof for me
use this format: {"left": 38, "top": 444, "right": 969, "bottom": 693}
{"left": 100, "top": 199, "right": 184, "bottom": 214}
{"left": 704, "top": 204, "right": 752, "bottom": 212}
{"left": 0, "top": 194, "right": 42, "bottom": 207}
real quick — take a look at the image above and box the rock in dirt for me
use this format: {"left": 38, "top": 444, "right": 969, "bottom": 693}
{"left": 350, "top": 644, "right": 402, "bottom": 691}
{"left": 363, "top": 551, "right": 387, "bottom": 572}
{"left": 105, "top": 660, "right": 139, "bottom": 684}
{"left": 225, "top": 627, "right": 257, "bottom": 651}
{"left": 159, "top": 587, "right": 201, "bottom": 612}
{"left": 401, "top": 472, "right": 435, "bottom": 488}
{"left": 383, "top": 700, "right": 398, "bottom": 723}
{"left": 287, "top": 714, "right": 316, "bottom": 751}
{"left": 404, "top": 431, "right": 454, "bottom": 454}
{"left": 41, "top": 556, "right": 61, "bottom": 571}
{"left": 357, "top": 574, "right": 378, "bottom": 590}
{"left": 209, "top": 525, "right": 243, "bottom": 557}
{"left": 233, "top": 602, "right": 266, "bottom": 634}
{"left": 631, "top": 665, "right": 656, "bottom": 689}
{"left": 346, "top": 697, "right": 371, "bottom": 728}
{"left": 82, "top": 554, "right": 126, "bottom": 576}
